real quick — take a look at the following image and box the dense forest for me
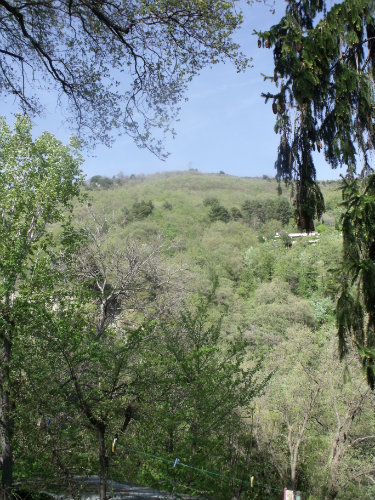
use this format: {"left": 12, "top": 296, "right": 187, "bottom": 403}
{"left": 1, "top": 1, "right": 375, "bottom": 500}
{"left": 1, "top": 122, "right": 374, "bottom": 500}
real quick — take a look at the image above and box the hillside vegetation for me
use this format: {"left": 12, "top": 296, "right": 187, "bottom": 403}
{"left": 3, "top": 166, "right": 374, "bottom": 500}
{"left": 66, "top": 171, "right": 372, "bottom": 500}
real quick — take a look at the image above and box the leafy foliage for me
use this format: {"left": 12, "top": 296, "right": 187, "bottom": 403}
{"left": 136, "top": 293, "right": 268, "bottom": 498}
{"left": 0, "top": 0, "right": 249, "bottom": 150}
{"left": 89, "top": 176, "right": 114, "bottom": 189}
{"left": 203, "top": 197, "right": 220, "bottom": 207}
{"left": 131, "top": 200, "right": 154, "bottom": 220}
{"left": 208, "top": 204, "right": 231, "bottom": 223}
{"left": 2, "top": 166, "right": 374, "bottom": 500}
{"left": 241, "top": 198, "right": 292, "bottom": 227}
{"left": 0, "top": 115, "right": 83, "bottom": 497}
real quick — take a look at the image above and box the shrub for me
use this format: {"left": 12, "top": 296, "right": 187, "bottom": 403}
{"left": 132, "top": 200, "right": 154, "bottom": 220}
{"left": 89, "top": 175, "right": 114, "bottom": 189}
{"left": 163, "top": 201, "right": 173, "bottom": 210}
{"left": 203, "top": 197, "right": 220, "bottom": 207}
{"left": 230, "top": 207, "right": 242, "bottom": 220}
{"left": 208, "top": 204, "right": 231, "bottom": 223}
{"left": 280, "top": 231, "right": 292, "bottom": 248}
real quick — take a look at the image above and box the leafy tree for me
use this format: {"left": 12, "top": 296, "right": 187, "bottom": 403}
{"left": 254, "top": 326, "right": 375, "bottom": 499}
{"left": 230, "top": 207, "right": 243, "bottom": 220}
{"left": 45, "top": 311, "right": 154, "bottom": 500}
{"left": 0, "top": 115, "right": 83, "bottom": 499}
{"left": 203, "top": 197, "right": 220, "bottom": 208}
{"left": 89, "top": 175, "right": 114, "bottom": 189}
{"left": 241, "top": 198, "right": 292, "bottom": 228}
{"left": 241, "top": 200, "right": 266, "bottom": 227}
{"left": 255, "top": 328, "right": 324, "bottom": 492}
{"left": 136, "top": 292, "right": 269, "bottom": 499}
{"left": 323, "top": 356, "right": 374, "bottom": 500}
{"left": 246, "top": 279, "right": 316, "bottom": 349}
{"left": 0, "top": 0, "right": 249, "bottom": 150}
{"left": 41, "top": 211, "right": 183, "bottom": 500}
{"left": 275, "top": 198, "right": 293, "bottom": 226}
{"left": 243, "top": 245, "right": 276, "bottom": 283}
{"left": 280, "top": 231, "right": 292, "bottom": 248}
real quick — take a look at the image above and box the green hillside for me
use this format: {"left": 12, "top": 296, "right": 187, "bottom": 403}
{"left": 3, "top": 166, "right": 373, "bottom": 500}
{"left": 58, "top": 171, "right": 372, "bottom": 500}
{"left": 83, "top": 172, "right": 342, "bottom": 322}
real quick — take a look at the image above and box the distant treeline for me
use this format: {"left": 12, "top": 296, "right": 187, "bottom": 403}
{"left": 88, "top": 173, "right": 144, "bottom": 188}
{"left": 203, "top": 196, "right": 292, "bottom": 226}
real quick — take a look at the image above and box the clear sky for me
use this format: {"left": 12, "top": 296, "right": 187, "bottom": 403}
{"left": 2, "top": 1, "right": 343, "bottom": 181}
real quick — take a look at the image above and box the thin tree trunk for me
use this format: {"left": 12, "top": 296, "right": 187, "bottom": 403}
{"left": 0, "top": 330, "right": 13, "bottom": 500}
{"left": 98, "top": 426, "right": 108, "bottom": 500}
{"left": 290, "top": 453, "right": 297, "bottom": 491}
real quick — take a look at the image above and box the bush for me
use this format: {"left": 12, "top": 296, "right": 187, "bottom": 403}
{"left": 208, "top": 204, "right": 231, "bottom": 223}
{"left": 89, "top": 175, "right": 114, "bottom": 189}
{"left": 203, "top": 197, "right": 220, "bottom": 207}
{"left": 230, "top": 207, "right": 242, "bottom": 220}
{"left": 163, "top": 201, "right": 173, "bottom": 210}
{"left": 280, "top": 231, "right": 292, "bottom": 248}
{"left": 132, "top": 200, "right": 154, "bottom": 220}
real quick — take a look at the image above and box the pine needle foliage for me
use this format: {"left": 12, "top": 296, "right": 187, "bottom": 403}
{"left": 257, "top": 0, "right": 375, "bottom": 230}
{"left": 337, "top": 173, "right": 375, "bottom": 388}
{"left": 258, "top": 0, "right": 375, "bottom": 387}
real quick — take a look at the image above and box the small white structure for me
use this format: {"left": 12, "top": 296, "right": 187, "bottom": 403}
{"left": 275, "top": 232, "right": 320, "bottom": 239}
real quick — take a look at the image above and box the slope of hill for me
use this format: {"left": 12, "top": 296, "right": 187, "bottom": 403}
{"left": 9, "top": 171, "right": 373, "bottom": 500}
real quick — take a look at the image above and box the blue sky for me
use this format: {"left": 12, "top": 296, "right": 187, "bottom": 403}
{"left": 2, "top": 1, "right": 343, "bottom": 181}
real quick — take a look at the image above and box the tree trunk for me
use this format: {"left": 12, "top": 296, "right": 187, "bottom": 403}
{"left": 0, "top": 330, "right": 13, "bottom": 500}
{"left": 290, "top": 453, "right": 297, "bottom": 491}
{"left": 287, "top": 427, "right": 300, "bottom": 491}
{"left": 98, "top": 426, "right": 108, "bottom": 500}
{"left": 191, "top": 409, "right": 198, "bottom": 454}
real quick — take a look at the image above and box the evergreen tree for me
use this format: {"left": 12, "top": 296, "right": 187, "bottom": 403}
{"left": 258, "top": 0, "right": 375, "bottom": 227}
{"left": 258, "top": 0, "right": 375, "bottom": 385}
{"left": 337, "top": 174, "right": 375, "bottom": 388}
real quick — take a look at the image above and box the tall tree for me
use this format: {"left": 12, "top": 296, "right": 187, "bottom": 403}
{"left": 254, "top": 325, "right": 375, "bottom": 499}
{"left": 258, "top": 0, "right": 375, "bottom": 385}
{"left": 337, "top": 174, "right": 375, "bottom": 388}
{"left": 258, "top": 0, "right": 375, "bottom": 229}
{"left": 324, "top": 356, "right": 374, "bottom": 500}
{"left": 130, "top": 286, "right": 270, "bottom": 498}
{"left": 0, "top": 0, "right": 249, "bottom": 151}
{"left": 36, "top": 210, "right": 182, "bottom": 500}
{"left": 0, "top": 115, "right": 82, "bottom": 499}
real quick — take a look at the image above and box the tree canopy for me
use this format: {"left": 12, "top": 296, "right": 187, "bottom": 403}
{"left": 258, "top": 0, "right": 375, "bottom": 387}
{"left": 258, "top": 0, "right": 375, "bottom": 229}
{"left": 0, "top": 0, "right": 248, "bottom": 152}
{"left": 0, "top": 115, "right": 83, "bottom": 497}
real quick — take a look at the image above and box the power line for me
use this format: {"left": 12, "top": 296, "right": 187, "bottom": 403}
{"left": 118, "top": 444, "right": 285, "bottom": 494}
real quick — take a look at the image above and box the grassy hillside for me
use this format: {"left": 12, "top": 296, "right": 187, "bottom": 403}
{"left": 83, "top": 171, "right": 341, "bottom": 297}
{"left": 86, "top": 171, "right": 341, "bottom": 216}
